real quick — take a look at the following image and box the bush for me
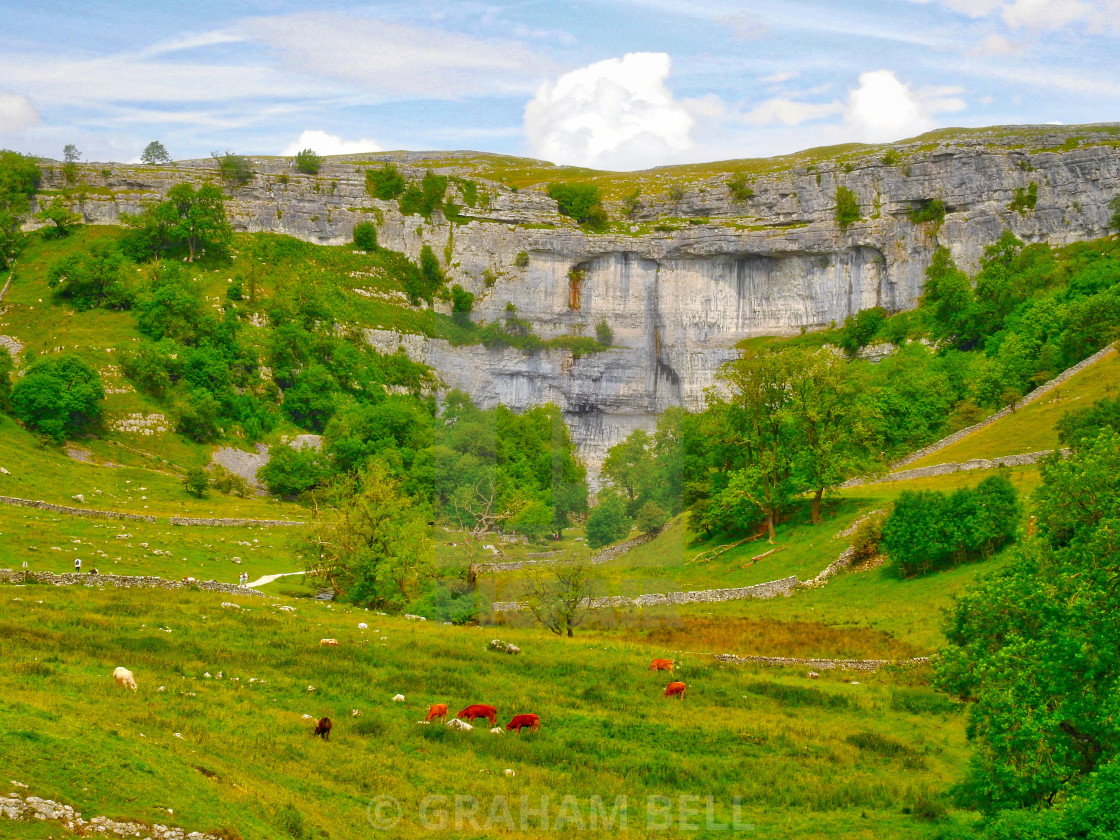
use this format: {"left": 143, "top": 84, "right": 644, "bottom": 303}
{"left": 259, "top": 444, "right": 329, "bottom": 498}
{"left": 450, "top": 284, "right": 474, "bottom": 326}
{"left": 399, "top": 171, "right": 448, "bottom": 219}
{"left": 11, "top": 355, "right": 104, "bottom": 441}
{"left": 907, "top": 198, "right": 946, "bottom": 225}
{"left": 586, "top": 493, "right": 631, "bottom": 549}
{"left": 212, "top": 151, "right": 253, "bottom": 185}
{"left": 294, "top": 148, "right": 322, "bottom": 175}
{"left": 365, "top": 164, "right": 405, "bottom": 200}
{"left": 210, "top": 465, "right": 250, "bottom": 497}
{"left": 514, "top": 250, "right": 530, "bottom": 268}
{"left": 352, "top": 221, "right": 378, "bottom": 251}
{"left": 837, "top": 306, "right": 887, "bottom": 354}
{"left": 727, "top": 172, "right": 755, "bottom": 202}
{"left": 849, "top": 510, "right": 886, "bottom": 564}
{"left": 183, "top": 467, "right": 209, "bottom": 498}
{"left": 547, "top": 182, "right": 608, "bottom": 231}
{"left": 595, "top": 319, "right": 613, "bottom": 347}
{"left": 635, "top": 500, "right": 669, "bottom": 534}
{"left": 835, "top": 186, "right": 861, "bottom": 229}
{"left": 1008, "top": 181, "right": 1038, "bottom": 214}
{"left": 1111, "top": 195, "right": 1120, "bottom": 233}
{"left": 0, "top": 347, "right": 14, "bottom": 411}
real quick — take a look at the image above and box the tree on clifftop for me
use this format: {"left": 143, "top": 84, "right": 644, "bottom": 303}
{"left": 140, "top": 141, "right": 171, "bottom": 165}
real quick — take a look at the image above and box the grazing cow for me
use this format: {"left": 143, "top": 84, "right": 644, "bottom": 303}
{"left": 664, "top": 681, "right": 687, "bottom": 700}
{"left": 319, "top": 638, "right": 339, "bottom": 646}
{"left": 648, "top": 658, "right": 674, "bottom": 672}
{"left": 457, "top": 704, "right": 498, "bottom": 728}
{"left": 506, "top": 713, "right": 540, "bottom": 733}
{"left": 314, "top": 717, "right": 332, "bottom": 740}
{"left": 112, "top": 666, "right": 137, "bottom": 691}
{"left": 426, "top": 704, "right": 448, "bottom": 723}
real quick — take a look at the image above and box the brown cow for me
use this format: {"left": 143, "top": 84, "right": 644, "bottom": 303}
{"left": 506, "top": 713, "right": 540, "bottom": 733}
{"left": 457, "top": 704, "right": 498, "bottom": 728}
{"left": 426, "top": 703, "right": 448, "bottom": 723}
{"left": 313, "top": 717, "right": 332, "bottom": 740}
{"left": 664, "top": 681, "right": 687, "bottom": 700}
{"left": 648, "top": 658, "right": 674, "bottom": 672}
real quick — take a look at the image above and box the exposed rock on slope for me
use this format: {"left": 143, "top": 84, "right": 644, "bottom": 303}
{"left": 31, "top": 126, "right": 1120, "bottom": 476}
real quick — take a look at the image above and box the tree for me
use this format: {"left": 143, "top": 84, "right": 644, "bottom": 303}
{"left": 124, "top": 183, "right": 232, "bottom": 262}
{"left": 260, "top": 443, "right": 329, "bottom": 498}
{"left": 936, "top": 433, "right": 1120, "bottom": 820}
{"left": 47, "top": 242, "right": 133, "bottom": 310}
{"left": 523, "top": 560, "right": 598, "bottom": 637}
{"left": 601, "top": 429, "right": 655, "bottom": 512}
{"left": 294, "top": 148, "right": 322, "bottom": 175}
{"left": 547, "top": 182, "right": 608, "bottom": 231}
{"left": 309, "top": 463, "right": 433, "bottom": 608}
{"left": 0, "top": 150, "right": 41, "bottom": 269}
{"left": 365, "top": 164, "right": 406, "bottom": 200}
{"left": 183, "top": 467, "right": 209, "bottom": 498}
{"left": 635, "top": 500, "right": 669, "bottom": 534}
{"left": 63, "top": 145, "right": 81, "bottom": 162}
{"left": 0, "top": 346, "right": 13, "bottom": 411}
{"left": 586, "top": 492, "right": 631, "bottom": 549}
{"left": 35, "top": 196, "right": 82, "bottom": 238}
{"left": 140, "top": 141, "right": 171, "bottom": 165}
{"left": 835, "top": 185, "right": 860, "bottom": 229}
{"left": 450, "top": 284, "right": 474, "bottom": 326}
{"left": 10, "top": 355, "right": 104, "bottom": 441}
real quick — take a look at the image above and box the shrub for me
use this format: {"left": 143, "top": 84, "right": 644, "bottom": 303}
{"left": 183, "top": 467, "right": 209, "bottom": 498}
{"left": 635, "top": 500, "right": 669, "bottom": 534}
{"left": 399, "top": 171, "right": 447, "bottom": 219}
{"left": 849, "top": 510, "right": 886, "bottom": 565}
{"left": 450, "top": 284, "right": 474, "bottom": 326}
{"left": 210, "top": 465, "right": 250, "bottom": 497}
{"left": 727, "top": 172, "right": 755, "bottom": 202}
{"left": 621, "top": 187, "right": 642, "bottom": 216}
{"left": 546, "top": 182, "right": 608, "bottom": 231}
{"left": 837, "top": 306, "right": 887, "bottom": 354}
{"left": 365, "top": 164, "right": 405, "bottom": 200}
{"left": 586, "top": 493, "right": 631, "bottom": 549}
{"left": 11, "top": 355, "right": 105, "bottom": 441}
{"left": 294, "top": 148, "right": 322, "bottom": 175}
{"left": 835, "top": 186, "right": 860, "bottom": 229}
{"left": 0, "top": 347, "right": 14, "bottom": 411}
{"left": 212, "top": 151, "right": 253, "bottom": 185}
{"left": 514, "top": 250, "right": 529, "bottom": 268}
{"left": 595, "top": 319, "right": 613, "bottom": 347}
{"left": 1008, "top": 181, "right": 1038, "bottom": 214}
{"left": 259, "top": 444, "right": 329, "bottom": 498}
{"left": 1109, "top": 195, "right": 1120, "bottom": 233}
{"left": 352, "top": 221, "right": 378, "bottom": 251}
{"left": 882, "top": 149, "right": 902, "bottom": 166}
{"left": 907, "top": 198, "right": 946, "bottom": 225}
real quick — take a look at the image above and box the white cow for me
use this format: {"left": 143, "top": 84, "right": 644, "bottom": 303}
{"left": 113, "top": 667, "right": 137, "bottom": 691}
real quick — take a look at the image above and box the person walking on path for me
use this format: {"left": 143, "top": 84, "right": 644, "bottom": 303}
{"left": 75, "top": 558, "right": 81, "bottom": 573}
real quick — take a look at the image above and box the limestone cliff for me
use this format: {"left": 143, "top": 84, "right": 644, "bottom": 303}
{"left": 30, "top": 125, "right": 1120, "bottom": 478}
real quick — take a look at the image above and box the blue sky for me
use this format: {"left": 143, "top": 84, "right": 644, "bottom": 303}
{"left": 1, "top": 0, "right": 1117, "bottom": 169}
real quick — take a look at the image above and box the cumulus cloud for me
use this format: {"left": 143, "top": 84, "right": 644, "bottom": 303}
{"left": 743, "top": 97, "right": 843, "bottom": 127}
{"left": 0, "top": 89, "right": 39, "bottom": 131}
{"left": 843, "top": 70, "right": 964, "bottom": 143}
{"left": 281, "top": 130, "right": 382, "bottom": 156}
{"left": 523, "top": 52, "right": 694, "bottom": 170}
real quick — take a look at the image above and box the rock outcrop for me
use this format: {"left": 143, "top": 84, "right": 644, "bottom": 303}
{"left": 31, "top": 126, "right": 1120, "bottom": 477}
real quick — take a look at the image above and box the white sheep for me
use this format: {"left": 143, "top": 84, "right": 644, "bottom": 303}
{"left": 113, "top": 666, "right": 137, "bottom": 691}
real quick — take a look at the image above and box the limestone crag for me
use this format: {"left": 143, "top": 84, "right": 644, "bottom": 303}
{"left": 30, "top": 127, "right": 1120, "bottom": 475}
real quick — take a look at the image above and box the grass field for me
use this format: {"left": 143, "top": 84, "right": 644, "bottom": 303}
{"left": 1, "top": 584, "right": 979, "bottom": 840}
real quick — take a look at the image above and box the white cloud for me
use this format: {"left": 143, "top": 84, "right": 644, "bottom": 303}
{"left": 0, "top": 89, "right": 39, "bottom": 131}
{"left": 523, "top": 52, "right": 694, "bottom": 170}
{"left": 743, "top": 97, "right": 843, "bottom": 127}
{"left": 972, "top": 33, "right": 1023, "bottom": 55}
{"left": 1001, "top": 0, "right": 1092, "bottom": 29}
{"left": 281, "top": 130, "right": 382, "bottom": 156}
{"left": 242, "top": 13, "right": 547, "bottom": 99}
{"left": 843, "top": 70, "right": 964, "bottom": 143}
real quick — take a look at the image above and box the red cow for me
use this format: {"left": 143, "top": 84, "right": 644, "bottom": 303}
{"left": 457, "top": 704, "right": 498, "bottom": 728}
{"left": 648, "top": 658, "right": 675, "bottom": 672}
{"left": 664, "top": 681, "right": 687, "bottom": 700}
{"left": 313, "top": 717, "right": 333, "bottom": 740}
{"left": 506, "top": 713, "right": 540, "bottom": 733}
{"left": 425, "top": 704, "right": 448, "bottom": 723}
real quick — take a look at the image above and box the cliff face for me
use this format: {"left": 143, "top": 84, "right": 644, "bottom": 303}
{"left": 32, "top": 127, "right": 1120, "bottom": 479}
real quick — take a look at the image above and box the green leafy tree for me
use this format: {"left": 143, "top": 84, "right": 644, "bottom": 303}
{"left": 399, "top": 171, "right": 448, "bottom": 219}
{"left": 11, "top": 355, "right": 104, "bottom": 441}
{"left": 309, "top": 463, "right": 433, "bottom": 607}
{"left": 294, "top": 148, "right": 322, "bottom": 175}
{"left": 450, "top": 284, "right": 474, "bottom": 326}
{"left": 34, "top": 196, "right": 82, "bottom": 238}
{"left": 585, "top": 492, "right": 631, "bottom": 549}
{"left": 47, "top": 242, "right": 133, "bottom": 310}
{"left": 601, "top": 429, "right": 655, "bottom": 512}
{"left": 183, "top": 467, "right": 209, "bottom": 498}
{"left": 0, "top": 346, "right": 13, "bottom": 411}
{"left": 140, "top": 141, "right": 171, "bottom": 165}
{"left": 937, "top": 431, "right": 1120, "bottom": 820}
{"left": 260, "top": 443, "right": 330, "bottom": 498}
{"left": 635, "top": 499, "right": 669, "bottom": 534}
{"left": 174, "top": 389, "right": 221, "bottom": 442}
{"left": 63, "top": 144, "right": 81, "bottom": 163}
{"left": 0, "top": 150, "right": 41, "bottom": 269}
{"left": 920, "top": 246, "right": 975, "bottom": 345}
{"left": 522, "top": 561, "right": 599, "bottom": 637}
{"left": 124, "top": 183, "right": 232, "bottom": 262}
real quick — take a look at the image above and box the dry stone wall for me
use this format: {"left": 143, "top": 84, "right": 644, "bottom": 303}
{"left": 1, "top": 788, "right": 223, "bottom": 840}
{"left": 0, "top": 569, "right": 267, "bottom": 597}
{"left": 169, "top": 516, "right": 306, "bottom": 527}
{"left": 0, "top": 494, "right": 157, "bottom": 522}
{"left": 714, "top": 653, "right": 930, "bottom": 672}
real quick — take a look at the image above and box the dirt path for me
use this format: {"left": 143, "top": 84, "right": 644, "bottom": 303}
{"left": 246, "top": 571, "right": 305, "bottom": 587}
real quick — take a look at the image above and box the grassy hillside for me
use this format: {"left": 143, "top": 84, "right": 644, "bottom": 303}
{"left": 1, "top": 584, "right": 976, "bottom": 840}
{"left": 904, "top": 348, "right": 1120, "bottom": 468}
